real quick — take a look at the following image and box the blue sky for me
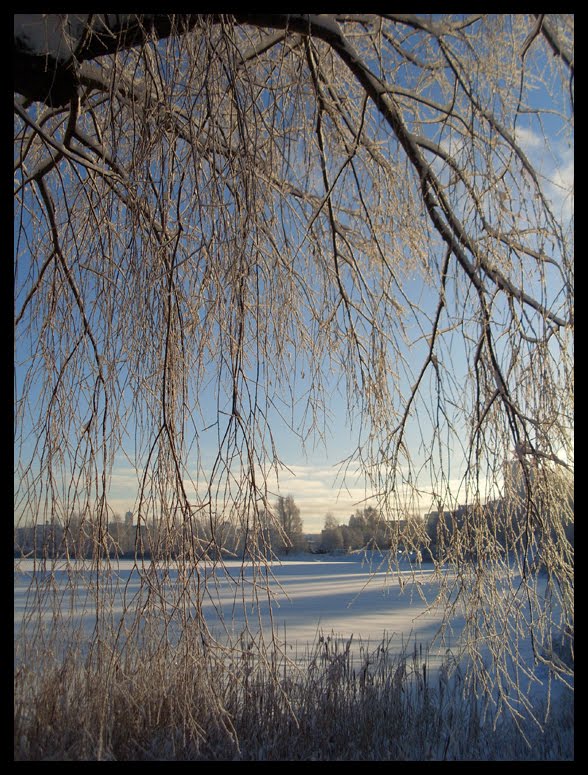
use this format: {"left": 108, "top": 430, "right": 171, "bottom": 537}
{"left": 14, "top": 143, "right": 572, "bottom": 535}
{"left": 104, "top": 118, "right": 571, "bottom": 533}
{"left": 14, "top": 18, "right": 573, "bottom": 535}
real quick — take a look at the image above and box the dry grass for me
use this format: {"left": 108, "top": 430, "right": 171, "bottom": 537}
{"left": 14, "top": 631, "right": 573, "bottom": 761}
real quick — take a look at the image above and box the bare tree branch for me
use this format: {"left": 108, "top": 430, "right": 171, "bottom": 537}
{"left": 14, "top": 14, "right": 573, "bottom": 742}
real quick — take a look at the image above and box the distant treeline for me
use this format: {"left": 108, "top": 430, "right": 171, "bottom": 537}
{"left": 13, "top": 495, "right": 307, "bottom": 561}
{"left": 318, "top": 493, "right": 574, "bottom": 561}
{"left": 14, "top": 462, "right": 573, "bottom": 561}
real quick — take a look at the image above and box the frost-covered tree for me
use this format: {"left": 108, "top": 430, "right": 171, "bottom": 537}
{"left": 275, "top": 495, "right": 305, "bottom": 555}
{"left": 320, "top": 513, "right": 343, "bottom": 553}
{"left": 14, "top": 14, "right": 573, "bottom": 723}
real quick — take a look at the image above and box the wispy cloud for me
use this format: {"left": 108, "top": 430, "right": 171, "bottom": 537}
{"left": 514, "top": 125, "right": 574, "bottom": 221}
{"left": 105, "top": 458, "right": 376, "bottom": 531}
{"left": 513, "top": 125, "right": 545, "bottom": 151}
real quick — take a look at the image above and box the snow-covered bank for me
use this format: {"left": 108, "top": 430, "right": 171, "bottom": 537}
{"left": 14, "top": 552, "right": 573, "bottom": 759}
{"left": 14, "top": 552, "right": 572, "bottom": 706}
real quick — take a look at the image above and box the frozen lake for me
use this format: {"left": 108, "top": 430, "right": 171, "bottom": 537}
{"left": 14, "top": 554, "right": 454, "bottom": 648}
{"left": 14, "top": 553, "right": 572, "bottom": 706}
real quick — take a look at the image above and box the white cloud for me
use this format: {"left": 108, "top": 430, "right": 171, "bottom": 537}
{"left": 547, "top": 153, "right": 574, "bottom": 221}
{"left": 513, "top": 125, "right": 573, "bottom": 222}
{"left": 513, "top": 125, "right": 545, "bottom": 151}
{"left": 264, "top": 462, "right": 374, "bottom": 530}
{"left": 105, "top": 454, "right": 481, "bottom": 533}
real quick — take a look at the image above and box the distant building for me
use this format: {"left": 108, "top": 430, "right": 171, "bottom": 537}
{"left": 124, "top": 511, "right": 133, "bottom": 526}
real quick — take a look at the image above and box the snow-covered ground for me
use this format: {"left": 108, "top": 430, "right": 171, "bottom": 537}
{"left": 14, "top": 553, "right": 572, "bottom": 708}
{"left": 14, "top": 553, "right": 453, "bottom": 648}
